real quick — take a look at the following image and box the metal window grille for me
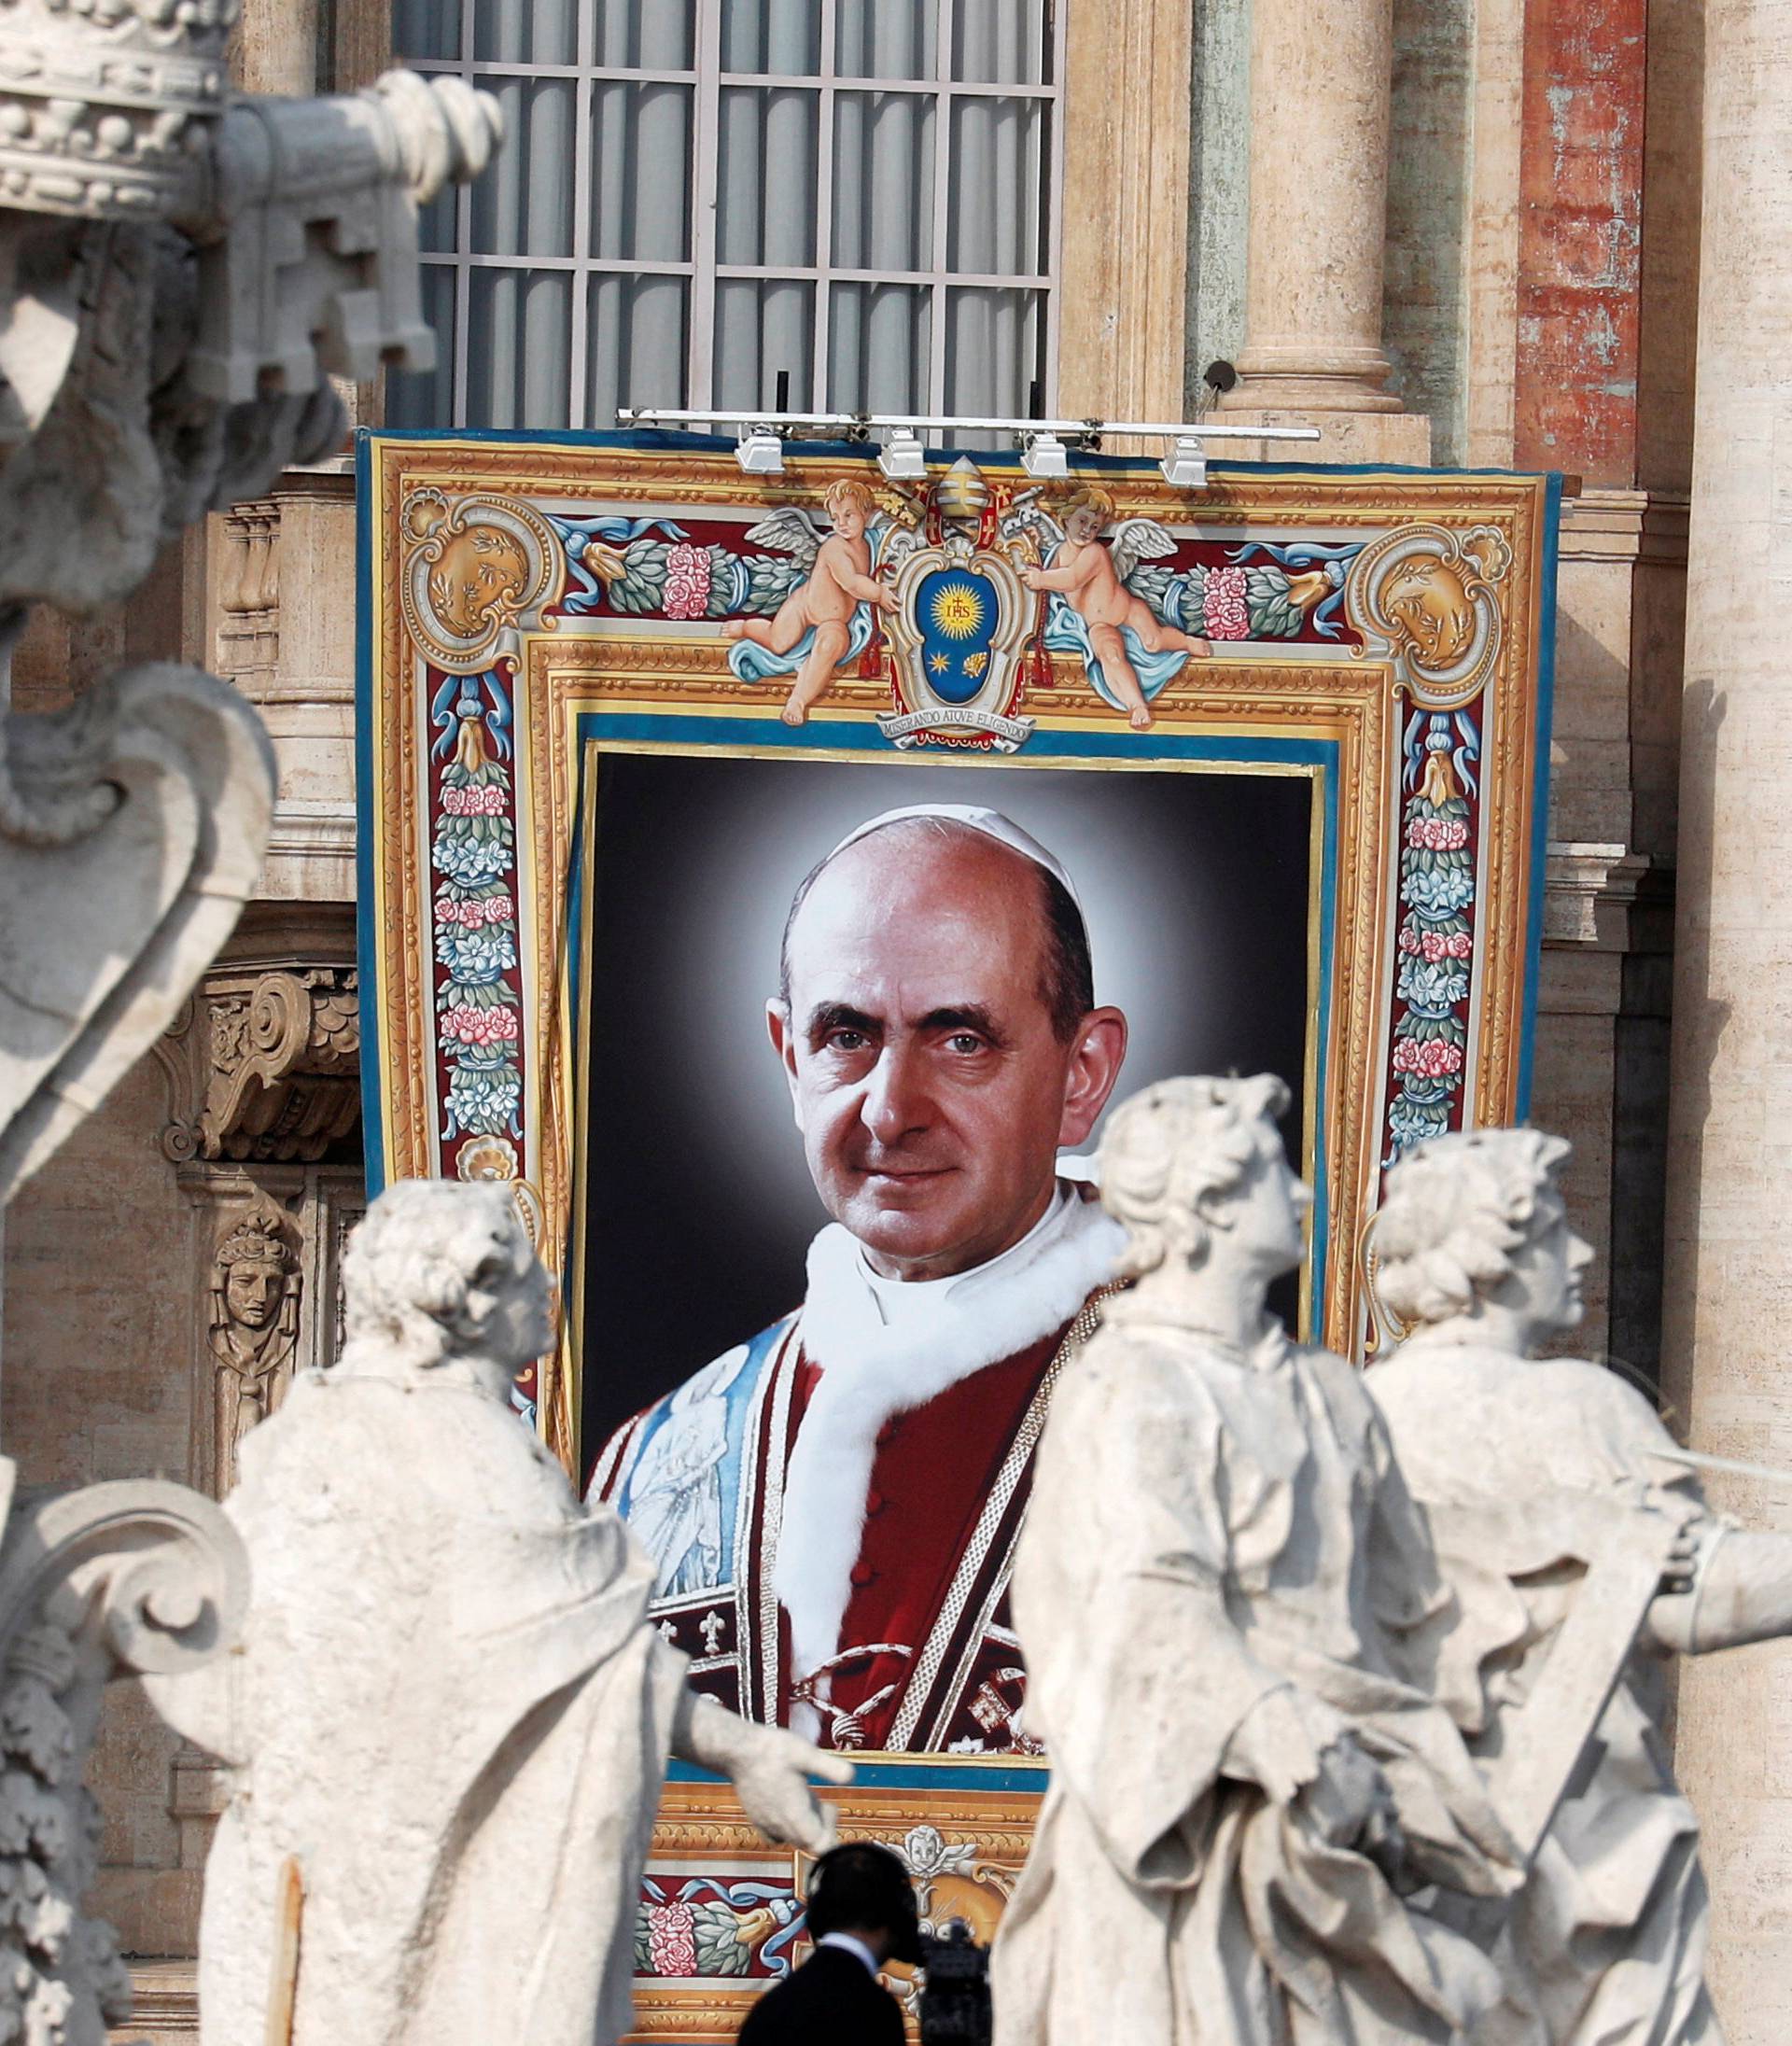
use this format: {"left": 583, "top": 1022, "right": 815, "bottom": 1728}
{"left": 390, "top": 0, "right": 1065, "bottom": 434}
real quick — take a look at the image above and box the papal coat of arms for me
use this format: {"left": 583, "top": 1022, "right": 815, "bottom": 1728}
{"left": 879, "top": 539, "right": 1035, "bottom": 752}
{"left": 716, "top": 452, "right": 1219, "bottom": 757}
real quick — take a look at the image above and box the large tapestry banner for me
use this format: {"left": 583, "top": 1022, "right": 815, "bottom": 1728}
{"left": 357, "top": 428, "right": 1560, "bottom": 2039}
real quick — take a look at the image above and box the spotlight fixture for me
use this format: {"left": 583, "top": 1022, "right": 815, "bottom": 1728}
{"left": 1161, "top": 434, "right": 1209, "bottom": 490}
{"left": 735, "top": 427, "right": 784, "bottom": 476}
{"left": 1021, "top": 430, "right": 1069, "bottom": 480}
{"left": 878, "top": 427, "right": 926, "bottom": 482}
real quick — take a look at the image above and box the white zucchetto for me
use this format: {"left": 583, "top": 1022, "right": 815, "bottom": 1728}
{"left": 821, "top": 802, "right": 1084, "bottom": 906}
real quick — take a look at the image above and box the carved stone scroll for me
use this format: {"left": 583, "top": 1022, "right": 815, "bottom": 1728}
{"left": 0, "top": 1470, "right": 247, "bottom": 2046}
{"left": 158, "top": 966, "right": 359, "bottom": 1166}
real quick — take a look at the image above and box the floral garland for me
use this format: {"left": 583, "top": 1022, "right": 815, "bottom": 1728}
{"left": 635, "top": 1877, "right": 803, "bottom": 1981}
{"left": 548, "top": 513, "right": 1362, "bottom": 647}
{"left": 1386, "top": 709, "right": 1479, "bottom": 1156}
{"left": 1129, "top": 540, "right": 1361, "bottom": 643}
{"left": 550, "top": 513, "right": 805, "bottom": 622}
{"left": 429, "top": 666, "right": 523, "bottom": 1148}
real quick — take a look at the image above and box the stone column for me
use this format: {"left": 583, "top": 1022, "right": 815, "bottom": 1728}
{"left": 1661, "top": 5, "right": 1792, "bottom": 2039}
{"left": 1219, "top": 0, "right": 1430, "bottom": 461}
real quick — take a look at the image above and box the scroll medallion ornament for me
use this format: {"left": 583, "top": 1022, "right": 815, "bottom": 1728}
{"left": 1345, "top": 523, "right": 1514, "bottom": 707}
{"left": 455, "top": 1133, "right": 546, "bottom": 1249}
{"left": 399, "top": 489, "right": 566, "bottom": 675}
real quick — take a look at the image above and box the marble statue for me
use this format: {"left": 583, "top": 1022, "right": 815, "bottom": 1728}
{"left": 991, "top": 1074, "right": 1519, "bottom": 2046}
{"left": 148, "top": 1181, "right": 850, "bottom": 2046}
{"left": 0, "top": 4, "right": 501, "bottom": 1206}
{"left": 0, "top": 11, "right": 503, "bottom": 2037}
{"left": 1368, "top": 1128, "right": 1792, "bottom": 2045}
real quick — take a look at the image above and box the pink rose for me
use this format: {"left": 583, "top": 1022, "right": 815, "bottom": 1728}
{"left": 663, "top": 543, "right": 711, "bottom": 622}
{"left": 1201, "top": 565, "right": 1251, "bottom": 641}
{"left": 1446, "top": 932, "right": 1473, "bottom": 959}
{"left": 1393, "top": 1037, "right": 1464, "bottom": 1081}
{"left": 441, "top": 1002, "right": 518, "bottom": 1049}
{"left": 647, "top": 1903, "right": 698, "bottom": 1977}
{"left": 482, "top": 892, "right": 515, "bottom": 925}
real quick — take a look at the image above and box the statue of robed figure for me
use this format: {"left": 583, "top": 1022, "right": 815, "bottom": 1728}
{"left": 991, "top": 1075, "right": 1520, "bottom": 2046}
{"left": 1369, "top": 1128, "right": 1792, "bottom": 2046}
{"left": 148, "top": 1181, "right": 847, "bottom": 2046}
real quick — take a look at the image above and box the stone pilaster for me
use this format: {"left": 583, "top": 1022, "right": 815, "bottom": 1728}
{"left": 1660, "top": 6, "right": 1792, "bottom": 2039}
{"left": 205, "top": 475, "right": 358, "bottom": 903}
{"left": 1218, "top": 0, "right": 1430, "bottom": 462}
{"left": 1057, "top": 0, "right": 1194, "bottom": 433}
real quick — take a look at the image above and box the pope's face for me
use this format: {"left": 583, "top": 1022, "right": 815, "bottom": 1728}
{"left": 770, "top": 830, "right": 1127, "bottom": 1282}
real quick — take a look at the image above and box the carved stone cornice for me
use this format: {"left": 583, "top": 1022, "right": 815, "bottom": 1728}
{"left": 1557, "top": 487, "right": 1691, "bottom": 568}
{"left": 1543, "top": 841, "right": 1674, "bottom": 955}
{"left": 156, "top": 963, "right": 359, "bottom": 1165}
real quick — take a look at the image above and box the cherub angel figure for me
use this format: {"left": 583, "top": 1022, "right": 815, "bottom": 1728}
{"left": 1017, "top": 485, "right": 1210, "bottom": 728}
{"left": 725, "top": 478, "right": 901, "bottom": 725}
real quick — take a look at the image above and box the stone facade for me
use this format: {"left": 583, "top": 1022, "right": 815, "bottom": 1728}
{"left": 0, "top": 0, "right": 1747, "bottom": 2037}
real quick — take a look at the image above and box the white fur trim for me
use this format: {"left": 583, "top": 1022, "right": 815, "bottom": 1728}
{"left": 773, "top": 1195, "right": 1126, "bottom": 1675}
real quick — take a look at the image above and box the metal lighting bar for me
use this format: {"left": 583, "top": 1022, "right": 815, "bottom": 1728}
{"left": 616, "top": 406, "right": 1323, "bottom": 443}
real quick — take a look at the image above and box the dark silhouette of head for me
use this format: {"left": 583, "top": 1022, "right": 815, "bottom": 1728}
{"left": 806, "top": 1841, "right": 923, "bottom": 1968}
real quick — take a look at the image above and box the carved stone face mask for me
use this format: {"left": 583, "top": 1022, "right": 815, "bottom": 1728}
{"left": 226, "top": 1259, "right": 286, "bottom": 1331}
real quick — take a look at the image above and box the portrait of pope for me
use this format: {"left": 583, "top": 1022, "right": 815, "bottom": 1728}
{"left": 588, "top": 802, "right": 1132, "bottom": 1754}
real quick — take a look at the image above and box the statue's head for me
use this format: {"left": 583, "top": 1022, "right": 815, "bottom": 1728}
{"left": 1099, "top": 1073, "right": 1309, "bottom": 1288}
{"left": 1375, "top": 1127, "right": 1591, "bottom": 1349}
{"left": 216, "top": 1209, "right": 296, "bottom": 1333}
{"left": 342, "top": 1180, "right": 553, "bottom": 1386}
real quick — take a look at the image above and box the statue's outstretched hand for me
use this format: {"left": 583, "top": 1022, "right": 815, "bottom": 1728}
{"left": 669, "top": 1689, "right": 852, "bottom": 1854}
{"left": 727, "top": 1724, "right": 854, "bottom": 1852}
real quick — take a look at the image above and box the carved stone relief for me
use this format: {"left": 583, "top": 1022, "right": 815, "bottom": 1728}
{"left": 156, "top": 964, "right": 360, "bottom": 1165}
{"left": 0, "top": 1473, "right": 246, "bottom": 2046}
{"left": 208, "top": 1200, "right": 301, "bottom": 1494}
{"left": 216, "top": 498, "right": 281, "bottom": 691}
{"left": 0, "top": 4, "right": 501, "bottom": 2035}
{"left": 181, "top": 1164, "right": 365, "bottom": 1498}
